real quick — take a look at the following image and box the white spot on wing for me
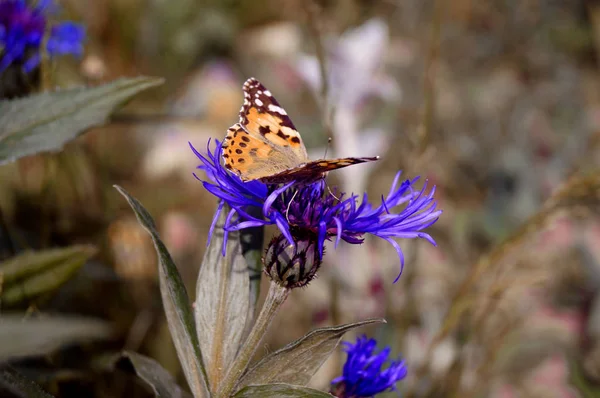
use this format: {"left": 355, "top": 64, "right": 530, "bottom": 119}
{"left": 268, "top": 104, "right": 287, "bottom": 115}
{"left": 255, "top": 98, "right": 263, "bottom": 106}
{"left": 264, "top": 90, "right": 272, "bottom": 96}
{"left": 280, "top": 126, "right": 299, "bottom": 137}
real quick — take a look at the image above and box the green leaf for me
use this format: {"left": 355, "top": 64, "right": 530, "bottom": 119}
{"left": 232, "top": 383, "right": 332, "bottom": 397}
{"left": 0, "top": 245, "right": 97, "bottom": 307}
{"left": 236, "top": 319, "right": 385, "bottom": 389}
{"left": 0, "top": 314, "right": 112, "bottom": 361}
{"left": 0, "top": 77, "right": 164, "bottom": 166}
{"left": 0, "top": 366, "right": 53, "bottom": 398}
{"left": 114, "top": 185, "right": 210, "bottom": 398}
{"left": 195, "top": 206, "right": 250, "bottom": 390}
{"left": 116, "top": 351, "right": 192, "bottom": 398}
{"left": 0, "top": 245, "right": 95, "bottom": 284}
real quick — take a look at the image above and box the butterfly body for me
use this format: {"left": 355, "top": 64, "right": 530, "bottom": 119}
{"left": 222, "top": 78, "right": 378, "bottom": 184}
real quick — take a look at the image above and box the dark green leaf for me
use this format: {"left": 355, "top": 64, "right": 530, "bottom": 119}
{"left": 116, "top": 351, "right": 192, "bottom": 398}
{"left": 0, "top": 245, "right": 95, "bottom": 284}
{"left": 237, "top": 319, "right": 385, "bottom": 389}
{"left": 0, "top": 315, "right": 112, "bottom": 361}
{"left": 232, "top": 383, "right": 332, "bottom": 397}
{"left": 0, "top": 366, "right": 53, "bottom": 398}
{"left": 0, "top": 77, "right": 164, "bottom": 165}
{"left": 114, "top": 185, "right": 210, "bottom": 398}
{"left": 195, "top": 207, "right": 250, "bottom": 389}
{"left": 0, "top": 245, "right": 97, "bottom": 307}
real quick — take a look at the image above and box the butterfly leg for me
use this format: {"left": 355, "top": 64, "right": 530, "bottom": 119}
{"left": 326, "top": 183, "right": 341, "bottom": 201}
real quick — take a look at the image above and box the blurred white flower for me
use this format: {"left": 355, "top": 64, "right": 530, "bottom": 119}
{"left": 296, "top": 18, "right": 400, "bottom": 195}
{"left": 141, "top": 124, "right": 216, "bottom": 181}
{"left": 297, "top": 18, "right": 400, "bottom": 110}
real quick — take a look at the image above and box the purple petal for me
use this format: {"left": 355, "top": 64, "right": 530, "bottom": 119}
{"left": 207, "top": 201, "right": 224, "bottom": 247}
{"left": 222, "top": 208, "right": 236, "bottom": 255}
{"left": 333, "top": 216, "right": 343, "bottom": 248}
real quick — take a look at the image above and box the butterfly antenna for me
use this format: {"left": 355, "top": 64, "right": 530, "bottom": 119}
{"left": 285, "top": 190, "right": 300, "bottom": 223}
{"left": 323, "top": 137, "right": 332, "bottom": 159}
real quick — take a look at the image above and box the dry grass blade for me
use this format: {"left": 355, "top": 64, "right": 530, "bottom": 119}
{"left": 303, "top": 0, "right": 332, "bottom": 135}
{"left": 417, "top": 0, "right": 444, "bottom": 155}
{"left": 412, "top": 171, "right": 600, "bottom": 391}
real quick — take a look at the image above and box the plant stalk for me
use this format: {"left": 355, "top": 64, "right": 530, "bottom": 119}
{"left": 215, "top": 282, "right": 289, "bottom": 398}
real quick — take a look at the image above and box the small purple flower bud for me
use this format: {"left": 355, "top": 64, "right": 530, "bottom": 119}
{"left": 264, "top": 234, "right": 322, "bottom": 288}
{"left": 331, "top": 336, "right": 407, "bottom": 397}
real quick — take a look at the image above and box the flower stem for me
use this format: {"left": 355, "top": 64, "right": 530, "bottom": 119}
{"left": 215, "top": 282, "right": 290, "bottom": 398}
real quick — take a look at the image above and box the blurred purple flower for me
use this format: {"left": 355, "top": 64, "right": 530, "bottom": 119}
{"left": 0, "top": 0, "right": 85, "bottom": 73}
{"left": 331, "top": 336, "right": 408, "bottom": 398}
{"left": 191, "top": 139, "right": 440, "bottom": 282}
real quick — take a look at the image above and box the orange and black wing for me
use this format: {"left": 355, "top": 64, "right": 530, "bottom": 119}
{"left": 258, "top": 157, "right": 380, "bottom": 184}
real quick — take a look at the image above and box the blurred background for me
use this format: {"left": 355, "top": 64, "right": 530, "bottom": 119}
{"left": 3, "top": 0, "right": 600, "bottom": 396}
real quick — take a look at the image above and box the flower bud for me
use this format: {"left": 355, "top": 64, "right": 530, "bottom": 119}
{"left": 264, "top": 234, "right": 322, "bottom": 288}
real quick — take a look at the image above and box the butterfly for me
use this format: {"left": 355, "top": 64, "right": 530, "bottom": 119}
{"left": 221, "top": 78, "right": 379, "bottom": 184}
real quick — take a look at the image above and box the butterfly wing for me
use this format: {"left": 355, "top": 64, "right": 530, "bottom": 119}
{"left": 239, "top": 78, "right": 308, "bottom": 161}
{"left": 222, "top": 78, "right": 308, "bottom": 181}
{"left": 258, "top": 157, "right": 380, "bottom": 184}
{"left": 222, "top": 123, "right": 298, "bottom": 181}
{"left": 223, "top": 78, "right": 379, "bottom": 184}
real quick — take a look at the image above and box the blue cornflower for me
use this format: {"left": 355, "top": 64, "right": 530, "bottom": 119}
{"left": 331, "top": 336, "right": 407, "bottom": 398}
{"left": 0, "top": 0, "right": 85, "bottom": 73}
{"left": 191, "top": 139, "right": 441, "bottom": 282}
